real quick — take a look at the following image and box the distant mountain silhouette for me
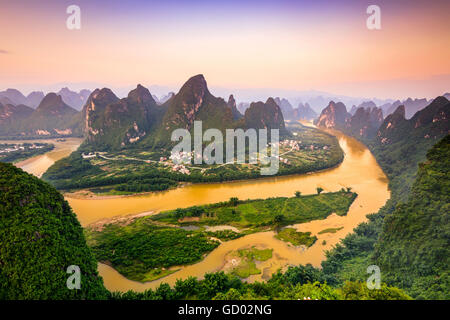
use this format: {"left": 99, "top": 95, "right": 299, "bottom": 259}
{"left": 57, "top": 87, "right": 91, "bottom": 111}
{"left": 376, "top": 96, "right": 449, "bottom": 145}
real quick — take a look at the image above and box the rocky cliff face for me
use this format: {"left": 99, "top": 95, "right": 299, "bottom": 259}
{"left": 227, "top": 94, "right": 243, "bottom": 120}
{"left": 83, "top": 85, "right": 163, "bottom": 149}
{"left": 80, "top": 75, "right": 290, "bottom": 149}
{"left": 244, "top": 97, "right": 288, "bottom": 135}
{"left": 345, "top": 106, "right": 383, "bottom": 138}
{"left": 83, "top": 88, "right": 120, "bottom": 140}
{"left": 376, "top": 97, "right": 449, "bottom": 145}
{"left": 158, "top": 74, "right": 234, "bottom": 139}
{"left": 314, "top": 101, "right": 350, "bottom": 129}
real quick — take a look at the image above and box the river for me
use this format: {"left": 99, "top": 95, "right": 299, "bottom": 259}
{"left": 13, "top": 130, "right": 389, "bottom": 293}
{"left": 1, "top": 138, "right": 83, "bottom": 178}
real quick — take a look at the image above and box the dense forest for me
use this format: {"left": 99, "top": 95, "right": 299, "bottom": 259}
{"left": 85, "top": 191, "right": 355, "bottom": 282}
{"left": 0, "top": 162, "right": 409, "bottom": 299}
{"left": 108, "top": 266, "right": 411, "bottom": 300}
{"left": 321, "top": 135, "right": 449, "bottom": 299}
{"left": 0, "top": 163, "right": 108, "bottom": 299}
{"left": 1, "top": 133, "right": 447, "bottom": 300}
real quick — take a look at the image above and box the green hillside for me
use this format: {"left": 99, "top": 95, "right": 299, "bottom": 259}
{"left": 0, "top": 163, "right": 108, "bottom": 299}
{"left": 321, "top": 96, "right": 449, "bottom": 300}
{"left": 373, "top": 135, "right": 450, "bottom": 299}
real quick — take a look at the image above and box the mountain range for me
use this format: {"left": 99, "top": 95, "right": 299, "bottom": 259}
{"left": 314, "top": 94, "right": 449, "bottom": 143}
{"left": 0, "top": 88, "right": 91, "bottom": 110}
{"left": 375, "top": 96, "right": 449, "bottom": 146}
{"left": 82, "top": 74, "right": 287, "bottom": 150}
{"left": 0, "top": 92, "right": 82, "bottom": 137}
{"left": 273, "top": 97, "right": 317, "bottom": 121}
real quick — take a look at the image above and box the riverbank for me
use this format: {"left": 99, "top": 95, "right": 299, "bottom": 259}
{"left": 13, "top": 130, "right": 390, "bottom": 292}
{"left": 5, "top": 137, "right": 83, "bottom": 177}
{"left": 86, "top": 132, "right": 389, "bottom": 292}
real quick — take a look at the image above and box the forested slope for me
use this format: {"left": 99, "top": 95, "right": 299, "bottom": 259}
{"left": 0, "top": 163, "right": 108, "bottom": 299}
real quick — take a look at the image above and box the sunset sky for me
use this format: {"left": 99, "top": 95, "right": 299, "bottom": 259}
{"left": 0, "top": 0, "right": 449, "bottom": 99}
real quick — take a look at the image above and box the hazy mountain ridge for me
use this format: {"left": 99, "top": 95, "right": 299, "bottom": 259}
{"left": 313, "top": 96, "right": 449, "bottom": 140}
{"left": 0, "top": 93, "right": 83, "bottom": 137}
{"left": 376, "top": 96, "right": 449, "bottom": 146}
{"left": 0, "top": 88, "right": 91, "bottom": 110}
{"left": 314, "top": 101, "right": 350, "bottom": 129}
{"left": 243, "top": 97, "right": 288, "bottom": 135}
{"left": 345, "top": 106, "right": 384, "bottom": 138}
{"left": 0, "top": 88, "right": 44, "bottom": 108}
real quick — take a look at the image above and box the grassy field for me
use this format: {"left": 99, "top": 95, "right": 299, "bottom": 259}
{"left": 85, "top": 190, "right": 356, "bottom": 282}
{"left": 318, "top": 227, "right": 344, "bottom": 234}
{"left": 152, "top": 190, "right": 357, "bottom": 231}
{"left": 85, "top": 219, "right": 220, "bottom": 282}
{"left": 230, "top": 247, "right": 273, "bottom": 278}
{"left": 275, "top": 228, "right": 318, "bottom": 247}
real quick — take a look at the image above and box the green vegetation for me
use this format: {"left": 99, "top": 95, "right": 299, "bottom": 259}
{"left": 108, "top": 265, "right": 411, "bottom": 300}
{"left": 374, "top": 135, "right": 450, "bottom": 299}
{"left": 0, "top": 163, "right": 107, "bottom": 299}
{"left": 322, "top": 135, "right": 450, "bottom": 299}
{"left": 42, "top": 125, "right": 344, "bottom": 195}
{"left": 152, "top": 191, "right": 357, "bottom": 232}
{"left": 0, "top": 143, "right": 54, "bottom": 163}
{"left": 86, "top": 191, "right": 355, "bottom": 283}
{"left": 275, "top": 228, "right": 317, "bottom": 247}
{"left": 318, "top": 227, "right": 344, "bottom": 234}
{"left": 230, "top": 247, "right": 273, "bottom": 278}
{"left": 85, "top": 218, "right": 220, "bottom": 282}
{"left": 0, "top": 156, "right": 413, "bottom": 300}
{"left": 204, "top": 229, "right": 242, "bottom": 241}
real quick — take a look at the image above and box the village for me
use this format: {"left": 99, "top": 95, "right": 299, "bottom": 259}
{"left": 81, "top": 138, "right": 331, "bottom": 176}
{"left": 0, "top": 143, "right": 46, "bottom": 154}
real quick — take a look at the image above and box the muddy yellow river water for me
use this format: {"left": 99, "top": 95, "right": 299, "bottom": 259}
{"left": 1, "top": 138, "right": 83, "bottom": 178}
{"left": 14, "top": 130, "right": 390, "bottom": 293}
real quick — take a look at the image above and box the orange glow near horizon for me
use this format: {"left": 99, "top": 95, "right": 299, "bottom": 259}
{"left": 0, "top": 0, "right": 449, "bottom": 99}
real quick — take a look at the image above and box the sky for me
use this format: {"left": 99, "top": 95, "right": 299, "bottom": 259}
{"left": 0, "top": 0, "right": 449, "bottom": 100}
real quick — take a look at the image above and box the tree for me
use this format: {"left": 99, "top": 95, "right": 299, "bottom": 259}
{"left": 229, "top": 197, "right": 239, "bottom": 206}
{"left": 316, "top": 187, "right": 324, "bottom": 194}
{"left": 295, "top": 191, "right": 301, "bottom": 198}
{"left": 274, "top": 214, "right": 285, "bottom": 225}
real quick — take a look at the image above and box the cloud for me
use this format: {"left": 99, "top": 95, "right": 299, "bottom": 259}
{"left": 0, "top": 49, "right": 9, "bottom": 54}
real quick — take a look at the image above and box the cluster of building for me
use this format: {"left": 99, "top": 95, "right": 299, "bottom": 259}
{"left": 279, "top": 156, "right": 290, "bottom": 164}
{"left": 81, "top": 152, "right": 96, "bottom": 159}
{"left": 169, "top": 151, "right": 193, "bottom": 164}
{"left": 280, "top": 139, "right": 301, "bottom": 151}
{"left": 0, "top": 144, "right": 44, "bottom": 154}
{"left": 172, "top": 164, "right": 190, "bottom": 175}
